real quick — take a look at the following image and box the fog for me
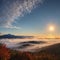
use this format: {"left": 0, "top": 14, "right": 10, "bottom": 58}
{"left": 0, "top": 38, "right": 60, "bottom": 52}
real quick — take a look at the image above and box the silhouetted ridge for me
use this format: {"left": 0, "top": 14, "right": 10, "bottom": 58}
{"left": 0, "top": 34, "right": 34, "bottom": 39}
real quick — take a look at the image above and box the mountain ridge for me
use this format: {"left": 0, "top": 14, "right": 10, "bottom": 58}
{"left": 0, "top": 34, "right": 34, "bottom": 39}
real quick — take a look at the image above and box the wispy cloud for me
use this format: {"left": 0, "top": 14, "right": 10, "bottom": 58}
{"left": 0, "top": 0, "right": 43, "bottom": 29}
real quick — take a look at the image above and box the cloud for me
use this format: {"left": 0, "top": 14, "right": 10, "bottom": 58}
{"left": 0, "top": 32, "right": 2, "bottom": 35}
{"left": 0, "top": 0, "right": 43, "bottom": 29}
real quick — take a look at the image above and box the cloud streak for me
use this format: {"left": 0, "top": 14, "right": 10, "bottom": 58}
{"left": 0, "top": 0, "right": 43, "bottom": 29}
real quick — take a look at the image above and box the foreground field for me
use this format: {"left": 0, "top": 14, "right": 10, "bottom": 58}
{"left": 0, "top": 43, "right": 60, "bottom": 60}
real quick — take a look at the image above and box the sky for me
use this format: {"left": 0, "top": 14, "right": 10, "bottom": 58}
{"left": 0, "top": 0, "right": 60, "bottom": 36}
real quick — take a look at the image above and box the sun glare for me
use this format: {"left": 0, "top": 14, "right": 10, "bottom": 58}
{"left": 49, "top": 25, "right": 55, "bottom": 32}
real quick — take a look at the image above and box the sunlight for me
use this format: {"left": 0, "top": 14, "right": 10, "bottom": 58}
{"left": 49, "top": 25, "right": 55, "bottom": 32}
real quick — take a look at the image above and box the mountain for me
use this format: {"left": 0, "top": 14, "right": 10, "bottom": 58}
{"left": 0, "top": 34, "right": 34, "bottom": 39}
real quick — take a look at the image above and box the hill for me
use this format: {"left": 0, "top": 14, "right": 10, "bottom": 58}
{"left": 39, "top": 43, "right": 60, "bottom": 54}
{"left": 0, "top": 34, "right": 33, "bottom": 39}
{"left": 0, "top": 43, "right": 60, "bottom": 60}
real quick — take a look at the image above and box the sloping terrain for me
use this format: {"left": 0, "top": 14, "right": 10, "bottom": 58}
{"left": 0, "top": 43, "right": 60, "bottom": 60}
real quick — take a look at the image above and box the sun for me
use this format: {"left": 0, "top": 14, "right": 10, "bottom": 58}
{"left": 49, "top": 25, "right": 55, "bottom": 32}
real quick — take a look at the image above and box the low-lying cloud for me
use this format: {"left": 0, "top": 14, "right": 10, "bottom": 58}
{"left": 0, "top": 0, "right": 43, "bottom": 29}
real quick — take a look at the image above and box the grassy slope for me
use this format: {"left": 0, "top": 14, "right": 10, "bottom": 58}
{"left": 0, "top": 43, "right": 60, "bottom": 60}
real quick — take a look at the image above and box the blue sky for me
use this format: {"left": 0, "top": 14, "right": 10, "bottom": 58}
{"left": 0, "top": 0, "right": 60, "bottom": 36}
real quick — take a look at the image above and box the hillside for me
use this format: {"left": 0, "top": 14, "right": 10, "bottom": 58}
{"left": 0, "top": 43, "right": 60, "bottom": 60}
{"left": 39, "top": 43, "right": 60, "bottom": 54}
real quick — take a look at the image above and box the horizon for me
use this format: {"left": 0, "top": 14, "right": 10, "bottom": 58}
{"left": 0, "top": 33, "right": 60, "bottom": 39}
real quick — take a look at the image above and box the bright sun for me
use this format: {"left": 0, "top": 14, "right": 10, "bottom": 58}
{"left": 49, "top": 25, "right": 55, "bottom": 32}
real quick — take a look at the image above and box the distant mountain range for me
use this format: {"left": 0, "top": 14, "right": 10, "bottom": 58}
{"left": 0, "top": 34, "right": 34, "bottom": 39}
